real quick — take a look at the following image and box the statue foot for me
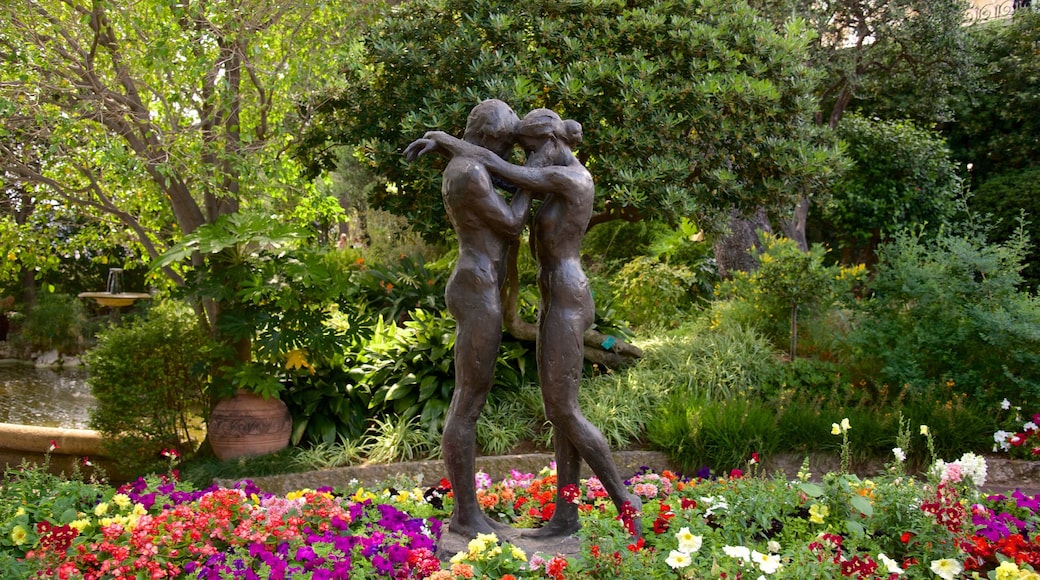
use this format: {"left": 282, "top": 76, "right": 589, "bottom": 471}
{"left": 446, "top": 517, "right": 502, "bottom": 541}
{"left": 483, "top": 514, "right": 518, "bottom": 537}
{"left": 520, "top": 518, "right": 581, "bottom": 540}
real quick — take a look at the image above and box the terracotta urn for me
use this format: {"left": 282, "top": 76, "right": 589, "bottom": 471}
{"left": 208, "top": 391, "right": 292, "bottom": 461}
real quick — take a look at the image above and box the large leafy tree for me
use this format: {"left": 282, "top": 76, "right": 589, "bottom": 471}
{"left": 797, "top": 0, "right": 975, "bottom": 129}
{"left": 946, "top": 10, "right": 1040, "bottom": 186}
{"left": 297, "top": 0, "right": 842, "bottom": 243}
{"left": 0, "top": 0, "right": 377, "bottom": 302}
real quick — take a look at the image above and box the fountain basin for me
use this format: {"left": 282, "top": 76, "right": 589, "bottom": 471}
{"left": 77, "top": 292, "right": 152, "bottom": 308}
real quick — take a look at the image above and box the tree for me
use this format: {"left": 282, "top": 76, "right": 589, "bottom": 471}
{"left": 811, "top": 114, "right": 963, "bottom": 265}
{"left": 0, "top": 0, "right": 376, "bottom": 304}
{"left": 297, "top": 0, "right": 842, "bottom": 243}
{"left": 747, "top": 0, "right": 975, "bottom": 251}
{"left": 945, "top": 10, "right": 1040, "bottom": 186}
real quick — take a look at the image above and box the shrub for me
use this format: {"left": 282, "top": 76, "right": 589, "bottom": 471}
{"left": 970, "top": 165, "right": 1040, "bottom": 290}
{"left": 814, "top": 114, "right": 963, "bottom": 265}
{"left": 18, "top": 293, "right": 87, "bottom": 355}
{"left": 85, "top": 301, "right": 216, "bottom": 476}
{"left": 714, "top": 233, "right": 864, "bottom": 357}
{"left": 610, "top": 257, "right": 702, "bottom": 329}
{"left": 844, "top": 227, "right": 1040, "bottom": 405}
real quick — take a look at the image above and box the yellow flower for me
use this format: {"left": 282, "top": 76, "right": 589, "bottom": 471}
{"left": 509, "top": 544, "right": 527, "bottom": 561}
{"left": 10, "top": 525, "right": 28, "bottom": 546}
{"left": 94, "top": 502, "right": 110, "bottom": 516}
{"left": 920, "top": 425, "right": 929, "bottom": 436}
{"left": 995, "top": 561, "right": 1020, "bottom": 580}
{"left": 112, "top": 493, "right": 131, "bottom": 510}
{"left": 284, "top": 349, "right": 315, "bottom": 374}
{"left": 809, "top": 503, "right": 829, "bottom": 524}
{"left": 69, "top": 519, "right": 91, "bottom": 533}
{"left": 831, "top": 423, "right": 842, "bottom": 435}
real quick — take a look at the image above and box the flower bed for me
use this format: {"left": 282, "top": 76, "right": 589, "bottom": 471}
{"left": 3, "top": 427, "right": 1040, "bottom": 579}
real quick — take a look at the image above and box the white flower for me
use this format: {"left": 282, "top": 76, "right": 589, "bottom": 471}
{"left": 958, "top": 452, "right": 988, "bottom": 487}
{"left": 840, "top": 417, "right": 851, "bottom": 431}
{"left": 752, "top": 550, "right": 783, "bottom": 574}
{"left": 878, "top": 553, "right": 904, "bottom": 575}
{"left": 675, "top": 527, "right": 703, "bottom": 554}
{"left": 1025, "top": 421, "right": 1038, "bottom": 432}
{"left": 666, "top": 549, "right": 692, "bottom": 569}
{"left": 930, "top": 558, "right": 963, "bottom": 580}
{"left": 831, "top": 423, "right": 842, "bottom": 435}
{"left": 1001, "top": 398, "right": 1011, "bottom": 410}
{"left": 767, "top": 540, "right": 781, "bottom": 553}
{"left": 892, "top": 447, "right": 906, "bottom": 463}
{"left": 994, "top": 430, "right": 1012, "bottom": 451}
{"left": 723, "top": 545, "right": 751, "bottom": 561}
{"left": 700, "top": 496, "right": 729, "bottom": 516}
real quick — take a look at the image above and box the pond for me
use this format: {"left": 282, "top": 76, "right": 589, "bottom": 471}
{"left": 0, "top": 364, "right": 95, "bottom": 429}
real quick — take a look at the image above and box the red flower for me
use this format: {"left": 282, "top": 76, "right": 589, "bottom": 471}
{"left": 901, "top": 531, "right": 915, "bottom": 544}
{"left": 546, "top": 556, "right": 568, "bottom": 580}
{"left": 560, "top": 484, "right": 581, "bottom": 505}
{"left": 626, "top": 537, "right": 646, "bottom": 552}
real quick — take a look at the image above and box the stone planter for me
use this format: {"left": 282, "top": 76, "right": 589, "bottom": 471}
{"left": 208, "top": 392, "right": 292, "bottom": 461}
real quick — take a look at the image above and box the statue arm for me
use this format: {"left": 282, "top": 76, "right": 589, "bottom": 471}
{"left": 422, "top": 131, "right": 587, "bottom": 195}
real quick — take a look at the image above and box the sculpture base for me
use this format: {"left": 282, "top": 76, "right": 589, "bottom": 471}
{"left": 435, "top": 524, "right": 581, "bottom": 563}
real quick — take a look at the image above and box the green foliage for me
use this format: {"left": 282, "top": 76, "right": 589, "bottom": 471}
{"left": 1, "top": 1, "right": 374, "bottom": 295}
{"left": 283, "top": 366, "right": 369, "bottom": 447}
{"left": 814, "top": 114, "right": 963, "bottom": 262}
{"left": 971, "top": 166, "right": 1040, "bottom": 289}
{"left": 844, "top": 227, "right": 1040, "bottom": 404}
{"left": 610, "top": 257, "right": 702, "bottom": 329}
{"left": 360, "top": 415, "right": 439, "bottom": 464}
{"left": 19, "top": 293, "right": 87, "bottom": 355}
{"left": 349, "top": 310, "right": 458, "bottom": 438}
{"left": 347, "top": 253, "right": 448, "bottom": 325}
{"left": 648, "top": 395, "right": 781, "bottom": 475}
{"left": 476, "top": 390, "right": 538, "bottom": 456}
{"left": 0, "top": 457, "right": 106, "bottom": 567}
{"left": 763, "top": 0, "right": 975, "bottom": 125}
{"left": 155, "top": 211, "right": 361, "bottom": 400}
{"left": 714, "top": 233, "right": 863, "bottom": 355}
{"left": 300, "top": 0, "right": 841, "bottom": 239}
{"left": 85, "top": 301, "right": 215, "bottom": 476}
{"left": 947, "top": 10, "right": 1040, "bottom": 184}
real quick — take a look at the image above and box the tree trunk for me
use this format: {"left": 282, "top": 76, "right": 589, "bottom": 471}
{"left": 713, "top": 208, "right": 773, "bottom": 278}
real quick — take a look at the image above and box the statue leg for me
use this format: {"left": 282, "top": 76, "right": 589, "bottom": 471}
{"left": 443, "top": 295, "right": 504, "bottom": 539}
{"left": 524, "top": 308, "right": 642, "bottom": 539}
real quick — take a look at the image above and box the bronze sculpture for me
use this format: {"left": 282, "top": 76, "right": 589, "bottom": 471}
{"left": 406, "top": 104, "right": 641, "bottom": 542}
{"left": 404, "top": 100, "right": 531, "bottom": 539}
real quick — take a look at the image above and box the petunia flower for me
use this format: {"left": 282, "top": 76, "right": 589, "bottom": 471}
{"left": 929, "top": 558, "right": 962, "bottom": 580}
{"left": 666, "top": 549, "right": 692, "bottom": 569}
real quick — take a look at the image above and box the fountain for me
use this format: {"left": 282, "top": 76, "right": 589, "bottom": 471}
{"left": 78, "top": 268, "right": 151, "bottom": 308}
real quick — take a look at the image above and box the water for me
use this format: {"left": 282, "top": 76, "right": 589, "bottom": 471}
{"left": 0, "top": 364, "right": 95, "bottom": 429}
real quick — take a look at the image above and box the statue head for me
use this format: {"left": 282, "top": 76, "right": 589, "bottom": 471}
{"left": 518, "top": 109, "right": 582, "bottom": 162}
{"left": 463, "top": 99, "right": 520, "bottom": 159}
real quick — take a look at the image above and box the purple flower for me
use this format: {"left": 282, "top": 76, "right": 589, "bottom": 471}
{"left": 1013, "top": 489, "right": 1040, "bottom": 513}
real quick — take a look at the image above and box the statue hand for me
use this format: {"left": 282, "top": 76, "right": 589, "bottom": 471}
{"left": 403, "top": 138, "right": 439, "bottom": 162}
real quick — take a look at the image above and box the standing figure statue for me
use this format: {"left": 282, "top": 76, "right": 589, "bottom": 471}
{"left": 404, "top": 100, "right": 531, "bottom": 540}
{"left": 409, "top": 107, "right": 642, "bottom": 540}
